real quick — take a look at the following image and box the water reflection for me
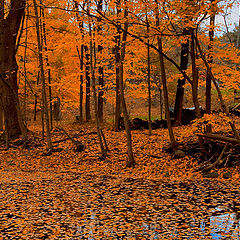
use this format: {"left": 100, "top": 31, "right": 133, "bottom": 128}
{"left": 75, "top": 207, "right": 240, "bottom": 239}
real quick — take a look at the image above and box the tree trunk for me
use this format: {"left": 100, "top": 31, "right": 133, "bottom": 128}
{"left": 79, "top": 45, "right": 84, "bottom": 122}
{"left": 114, "top": 2, "right": 121, "bottom": 131}
{"left": 23, "top": 5, "right": 29, "bottom": 125}
{"left": 53, "top": 97, "right": 61, "bottom": 121}
{"left": 190, "top": 30, "right": 201, "bottom": 118}
{"left": 85, "top": 46, "right": 91, "bottom": 121}
{"left": 40, "top": 0, "right": 53, "bottom": 130}
{"left": 154, "top": 1, "right": 178, "bottom": 151}
{"left": 147, "top": 17, "right": 152, "bottom": 135}
{"left": 157, "top": 36, "right": 178, "bottom": 151}
{"left": 0, "top": 108, "right": 4, "bottom": 131}
{"left": 76, "top": 45, "right": 84, "bottom": 122}
{"left": 97, "top": 0, "right": 104, "bottom": 123}
{"left": 206, "top": 0, "right": 215, "bottom": 132}
{"left": 74, "top": 1, "right": 84, "bottom": 122}
{"left": 159, "top": 84, "right": 163, "bottom": 120}
{"left": 89, "top": 20, "right": 106, "bottom": 156}
{"left": 173, "top": 28, "right": 190, "bottom": 125}
{"left": 33, "top": 0, "right": 52, "bottom": 149}
{"left": 120, "top": 9, "right": 135, "bottom": 167}
{"left": 33, "top": 94, "right": 37, "bottom": 121}
{"left": 0, "top": 0, "right": 26, "bottom": 138}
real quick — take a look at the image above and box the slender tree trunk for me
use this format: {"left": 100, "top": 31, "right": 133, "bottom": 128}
{"left": 0, "top": 0, "right": 26, "bottom": 138}
{"left": 159, "top": 84, "right": 163, "bottom": 120}
{"left": 80, "top": 45, "right": 84, "bottom": 122}
{"left": 206, "top": 0, "right": 215, "bottom": 132}
{"left": 41, "top": 102, "right": 44, "bottom": 139}
{"left": 85, "top": 45, "right": 91, "bottom": 121}
{"left": 88, "top": 9, "right": 107, "bottom": 156}
{"left": 76, "top": 45, "right": 84, "bottom": 122}
{"left": 40, "top": 0, "right": 53, "bottom": 129}
{"left": 173, "top": 28, "right": 190, "bottom": 125}
{"left": 74, "top": 1, "right": 84, "bottom": 122}
{"left": 23, "top": 6, "right": 28, "bottom": 125}
{"left": 120, "top": 9, "right": 135, "bottom": 167}
{"left": 154, "top": 1, "right": 178, "bottom": 151}
{"left": 0, "top": 108, "right": 3, "bottom": 131}
{"left": 33, "top": 94, "right": 37, "bottom": 121}
{"left": 190, "top": 30, "right": 201, "bottom": 118}
{"left": 158, "top": 37, "right": 178, "bottom": 151}
{"left": 97, "top": 0, "right": 104, "bottom": 123}
{"left": 114, "top": 2, "right": 121, "bottom": 131}
{"left": 147, "top": 17, "right": 152, "bottom": 135}
{"left": 33, "top": 0, "right": 52, "bottom": 149}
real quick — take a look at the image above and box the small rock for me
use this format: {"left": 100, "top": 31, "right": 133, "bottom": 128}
{"left": 174, "top": 150, "right": 185, "bottom": 158}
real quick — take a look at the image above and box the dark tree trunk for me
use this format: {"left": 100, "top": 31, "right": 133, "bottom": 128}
{"left": 205, "top": 0, "right": 215, "bottom": 133}
{"left": 33, "top": 94, "right": 37, "bottom": 121}
{"left": 159, "top": 84, "right": 163, "bottom": 120}
{"left": 0, "top": 108, "right": 4, "bottom": 131}
{"left": 173, "top": 28, "right": 190, "bottom": 125}
{"left": 79, "top": 45, "right": 84, "bottom": 122}
{"left": 158, "top": 37, "right": 178, "bottom": 151}
{"left": 120, "top": 8, "right": 135, "bottom": 168}
{"left": 76, "top": 45, "right": 84, "bottom": 122}
{"left": 33, "top": 0, "right": 52, "bottom": 149}
{"left": 40, "top": 0, "right": 53, "bottom": 129}
{"left": 206, "top": 1, "right": 215, "bottom": 114}
{"left": 114, "top": 44, "right": 121, "bottom": 130}
{"left": 85, "top": 46, "right": 91, "bottom": 121}
{"left": 97, "top": 0, "right": 104, "bottom": 123}
{"left": 53, "top": 97, "right": 61, "bottom": 121}
{"left": 114, "top": 2, "right": 121, "bottom": 131}
{"left": 154, "top": 0, "right": 178, "bottom": 151}
{"left": 97, "top": 54, "right": 104, "bottom": 123}
{"left": 0, "top": 0, "right": 26, "bottom": 138}
{"left": 74, "top": 1, "right": 84, "bottom": 122}
{"left": 146, "top": 18, "right": 152, "bottom": 135}
{"left": 190, "top": 30, "right": 201, "bottom": 118}
{"left": 89, "top": 20, "right": 107, "bottom": 156}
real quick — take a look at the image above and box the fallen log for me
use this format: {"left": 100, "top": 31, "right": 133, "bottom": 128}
{"left": 196, "top": 133, "right": 240, "bottom": 145}
{"left": 56, "top": 127, "right": 85, "bottom": 152}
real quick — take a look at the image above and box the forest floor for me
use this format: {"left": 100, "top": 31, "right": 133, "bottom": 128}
{"left": 0, "top": 117, "right": 240, "bottom": 239}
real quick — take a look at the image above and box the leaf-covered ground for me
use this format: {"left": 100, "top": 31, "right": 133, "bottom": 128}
{"left": 0, "top": 121, "right": 240, "bottom": 239}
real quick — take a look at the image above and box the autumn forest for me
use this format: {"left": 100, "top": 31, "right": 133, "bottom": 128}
{"left": 0, "top": 0, "right": 240, "bottom": 238}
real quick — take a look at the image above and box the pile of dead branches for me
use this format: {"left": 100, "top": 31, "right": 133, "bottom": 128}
{"left": 193, "top": 132, "right": 240, "bottom": 172}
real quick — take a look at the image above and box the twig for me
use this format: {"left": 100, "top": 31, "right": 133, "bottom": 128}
{"left": 224, "top": 154, "right": 231, "bottom": 167}
{"left": 194, "top": 152, "right": 217, "bottom": 172}
{"left": 203, "top": 143, "right": 228, "bottom": 171}
{"left": 56, "top": 127, "right": 84, "bottom": 152}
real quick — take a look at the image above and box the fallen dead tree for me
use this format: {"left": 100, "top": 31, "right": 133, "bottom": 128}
{"left": 55, "top": 127, "right": 85, "bottom": 152}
